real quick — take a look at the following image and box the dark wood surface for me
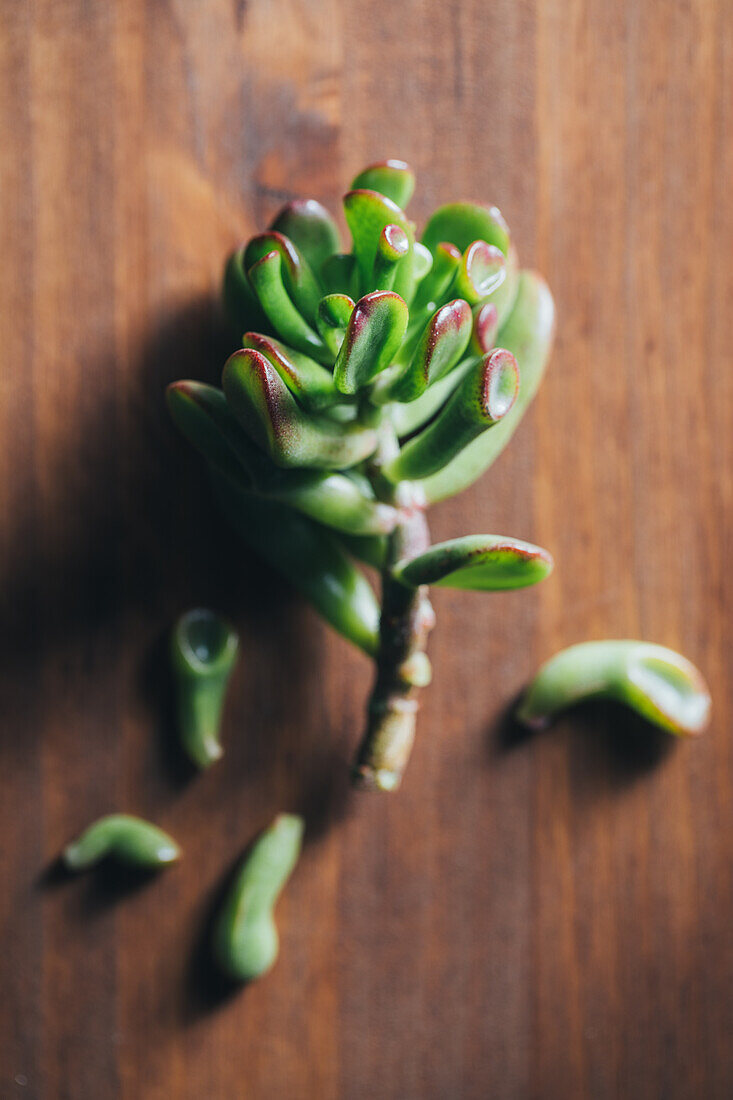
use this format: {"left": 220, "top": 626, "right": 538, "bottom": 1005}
{"left": 2, "top": 1, "right": 732, "bottom": 1097}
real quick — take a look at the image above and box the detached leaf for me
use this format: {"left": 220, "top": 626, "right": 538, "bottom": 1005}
{"left": 421, "top": 201, "right": 511, "bottom": 257}
{"left": 247, "top": 250, "right": 329, "bottom": 363}
{"left": 384, "top": 348, "right": 519, "bottom": 482}
{"left": 343, "top": 189, "right": 415, "bottom": 300}
{"left": 223, "top": 348, "right": 376, "bottom": 469}
{"left": 351, "top": 159, "right": 416, "bottom": 208}
{"left": 333, "top": 291, "right": 408, "bottom": 395}
{"left": 517, "top": 641, "right": 711, "bottom": 737}
{"left": 393, "top": 535, "right": 553, "bottom": 591}
{"left": 244, "top": 231, "right": 322, "bottom": 323}
{"left": 269, "top": 198, "right": 340, "bottom": 273}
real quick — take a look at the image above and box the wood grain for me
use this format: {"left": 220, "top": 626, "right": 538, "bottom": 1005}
{"left": 1, "top": 1, "right": 731, "bottom": 1097}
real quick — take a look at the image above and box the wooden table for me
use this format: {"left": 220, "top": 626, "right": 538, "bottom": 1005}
{"left": 2, "top": 2, "right": 731, "bottom": 1097}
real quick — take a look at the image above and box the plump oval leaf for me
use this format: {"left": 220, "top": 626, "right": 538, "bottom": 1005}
{"left": 223, "top": 348, "right": 376, "bottom": 469}
{"left": 383, "top": 349, "right": 519, "bottom": 482}
{"left": 321, "top": 252, "right": 361, "bottom": 298}
{"left": 452, "top": 241, "right": 506, "bottom": 305}
{"left": 472, "top": 301, "right": 499, "bottom": 355}
{"left": 333, "top": 290, "right": 409, "bottom": 394}
{"left": 343, "top": 188, "right": 415, "bottom": 300}
{"left": 212, "top": 474, "right": 381, "bottom": 656}
{"left": 223, "top": 246, "right": 271, "bottom": 335}
{"left": 242, "top": 332, "right": 338, "bottom": 411}
{"left": 247, "top": 250, "right": 329, "bottom": 363}
{"left": 377, "top": 298, "right": 473, "bottom": 403}
{"left": 421, "top": 201, "right": 511, "bottom": 257}
{"left": 516, "top": 641, "right": 711, "bottom": 737}
{"left": 244, "top": 231, "right": 322, "bottom": 322}
{"left": 372, "top": 224, "right": 410, "bottom": 290}
{"left": 269, "top": 198, "right": 340, "bottom": 273}
{"left": 350, "top": 159, "right": 416, "bottom": 208}
{"left": 419, "top": 271, "right": 555, "bottom": 502}
{"left": 393, "top": 535, "right": 553, "bottom": 591}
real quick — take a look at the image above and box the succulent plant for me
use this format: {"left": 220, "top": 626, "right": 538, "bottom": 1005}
{"left": 168, "top": 159, "right": 556, "bottom": 791}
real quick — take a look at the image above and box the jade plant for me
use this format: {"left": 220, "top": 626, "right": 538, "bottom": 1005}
{"left": 168, "top": 159, "right": 556, "bottom": 791}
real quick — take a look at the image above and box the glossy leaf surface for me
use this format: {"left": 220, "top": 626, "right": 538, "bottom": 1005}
{"left": 393, "top": 535, "right": 553, "bottom": 591}
{"left": 350, "top": 159, "right": 416, "bottom": 208}
{"left": 333, "top": 291, "right": 408, "bottom": 395}
{"left": 517, "top": 641, "right": 711, "bottom": 737}
{"left": 419, "top": 271, "right": 555, "bottom": 502}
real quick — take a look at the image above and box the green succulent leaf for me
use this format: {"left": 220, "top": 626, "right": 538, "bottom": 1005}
{"left": 375, "top": 298, "right": 473, "bottom": 404}
{"left": 392, "top": 359, "right": 473, "bottom": 437}
{"left": 422, "top": 201, "right": 511, "bottom": 257}
{"left": 269, "top": 199, "right": 340, "bottom": 273}
{"left": 337, "top": 532, "right": 389, "bottom": 569}
{"left": 213, "top": 813, "right": 304, "bottom": 982}
{"left": 471, "top": 301, "right": 500, "bottom": 355}
{"left": 63, "top": 815, "right": 181, "bottom": 871}
{"left": 333, "top": 291, "right": 409, "bottom": 395}
{"left": 320, "top": 252, "right": 361, "bottom": 298}
{"left": 223, "top": 246, "right": 271, "bottom": 335}
{"left": 272, "top": 470, "right": 398, "bottom": 536}
{"left": 171, "top": 608, "right": 240, "bottom": 769}
{"left": 451, "top": 241, "right": 506, "bottom": 305}
{"left": 384, "top": 348, "right": 519, "bottom": 482}
{"left": 241, "top": 332, "right": 338, "bottom": 411}
{"left": 516, "top": 641, "right": 711, "bottom": 737}
{"left": 222, "top": 349, "right": 377, "bottom": 469}
{"left": 167, "top": 381, "right": 389, "bottom": 535}
{"left": 412, "top": 241, "right": 434, "bottom": 281}
{"left": 410, "top": 241, "right": 462, "bottom": 316}
{"left": 247, "top": 249, "right": 329, "bottom": 363}
{"left": 212, "top": 473, "right": 381, "bottom": 656}
{"left": 166, "top": 380, "right": 261, "bottom": 487}
{"left": 316, "top": 293, "right": 355, "bottom": 356}
{"left": 418, "top": 271, "right": 555, "bottom": 502}
{"left": 343, "top": 189, "right": 415, "bottom": 300}
{"left": 393, "top": 535, "right": 554, "bottom": 591}
{"left": 350, "top": 159, "right": 416, "bottom": 208}
{"left": 483, "top": 244, "right": 520, "bottom": 327}
{"left": 372, "top": 224, "right": 410, "bottom": 291}
{"left": 244, "top": 231, "right": 322, "bottom": 323}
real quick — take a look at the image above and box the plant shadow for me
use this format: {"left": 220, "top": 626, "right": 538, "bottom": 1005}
{"left": 20, "top": 290, "right": 361, "bottom": 1012}
{"left": 494, "top": 693, "right": 676, "bottom": 791}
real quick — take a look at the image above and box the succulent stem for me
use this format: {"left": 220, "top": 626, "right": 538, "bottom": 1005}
{"left": 353, "top": 446, "right": 435, "bottom": 790}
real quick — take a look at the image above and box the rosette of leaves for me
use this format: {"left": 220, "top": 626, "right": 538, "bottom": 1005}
{"left": 168, "top": 159, "right": 556, "bottom": 791}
